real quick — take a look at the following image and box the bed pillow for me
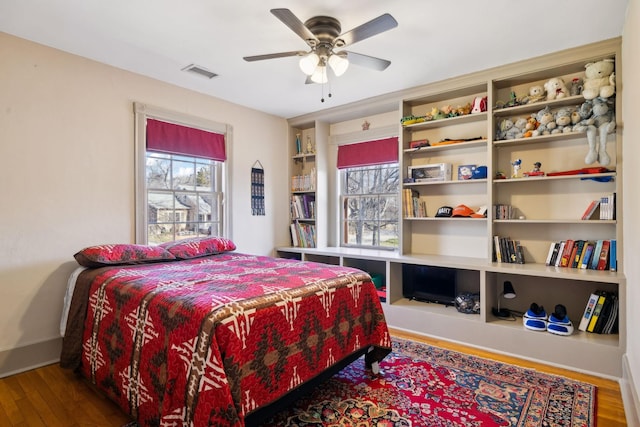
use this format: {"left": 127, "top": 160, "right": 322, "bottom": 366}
{"left": 160, "top": 236, "right": 236, "bottom": 259}
{"left": 74, "top": 244, "right": 176, "bottom": 268}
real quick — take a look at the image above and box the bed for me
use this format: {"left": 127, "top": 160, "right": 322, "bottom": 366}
{"left": 60, "top": 238, "right": 391, "bottom": 426}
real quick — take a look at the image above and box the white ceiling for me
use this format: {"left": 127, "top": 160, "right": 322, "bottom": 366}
{"left": 0, "top": 0, "right": 629, "bottom": 119}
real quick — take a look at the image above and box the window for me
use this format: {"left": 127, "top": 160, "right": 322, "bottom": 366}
{"left": 145, "top": 152, "right": 224, "bottom": 244}
{"left": 134, "top": 103, "right": 230, "bottom": 245}
{"left": 337, "top": 136, "right": 399, "bottom": 249}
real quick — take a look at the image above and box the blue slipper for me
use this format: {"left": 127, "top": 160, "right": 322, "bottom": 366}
{"left": 523, "top": 303, "right": 547, "bottom": 331}
{"left": 547, "top": 304, "right": 574, "bottom": 336}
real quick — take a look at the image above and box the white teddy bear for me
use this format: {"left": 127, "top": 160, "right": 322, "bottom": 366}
{"left": 523, "top": 85, "right": 546, "bottom": 104}
{"left": 582, "top": 59, "right": 615, "bottom": 100}
{"left": 544, "top": 78, "right": 569, "bottom": 100}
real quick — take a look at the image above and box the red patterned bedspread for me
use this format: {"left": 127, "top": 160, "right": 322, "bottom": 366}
{"left": 60, "top": 252, "right": 391, "bottom": 426}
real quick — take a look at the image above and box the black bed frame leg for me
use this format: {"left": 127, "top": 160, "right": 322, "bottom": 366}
{"left": 365, "top": 346, "right": 381, "bottom": 374}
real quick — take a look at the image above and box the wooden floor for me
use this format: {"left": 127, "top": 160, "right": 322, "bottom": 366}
{"left": 0, "top": 328, "right": 627, "bottom": 426}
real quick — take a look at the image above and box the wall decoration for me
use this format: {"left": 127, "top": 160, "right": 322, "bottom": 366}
{"left": 251, "top": 161, "right": 265, "bottom": 216}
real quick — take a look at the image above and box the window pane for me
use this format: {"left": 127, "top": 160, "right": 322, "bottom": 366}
{"left": 172, "top": 160, "right": 195, "bottom": 191}
{"left": 196, "top": 163, "right": 212, "bottom": 189}
{"left": 146, "top": 156, "right": 170, "bottom": 189}
{"left": 379, "top": 196, "right": 399, "bottom": 221}
{"left": 346, "top": 169, "right": 363, "bottom": 194}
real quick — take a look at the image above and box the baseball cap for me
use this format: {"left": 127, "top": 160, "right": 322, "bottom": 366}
{"left": 435, "top": 206, "right": 453, "bottom": 217}
{"left": 452, "top": 204, "right": 487, "bottom": 218}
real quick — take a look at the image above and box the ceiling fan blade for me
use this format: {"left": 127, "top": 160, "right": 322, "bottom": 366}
{"left": 271, "top": 8, "right": 318, "bottom": 46}
{"left": 243, "top": 51, "right": 306, "bottom": 62}
{"left": 343, "top": 51, "right": 391, "bottom": 71}
{"left": 338, "top": 13, "right": 398, "bottom": 46}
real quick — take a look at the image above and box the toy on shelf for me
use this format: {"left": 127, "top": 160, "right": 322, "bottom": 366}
{"left": 511, "top": 158, "right": 522, "bottom": 178}
{"left": 524, "top": 162, "right": 545, "bottom": 177}
{"left": 544, "top": 77, "right": 570, "bottom": 100}
{"left": 582, "top": 59, "right": 615, "bottom": 100}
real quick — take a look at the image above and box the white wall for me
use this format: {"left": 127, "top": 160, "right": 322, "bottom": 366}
{"left": 0, "top": 33, "right": 289, "bottom": 361}
{"left": 622, "top": 1, "right": 640, "bottom": 423}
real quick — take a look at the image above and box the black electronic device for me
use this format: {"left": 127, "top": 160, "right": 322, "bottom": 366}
{"left": 402, "top": 264, "right": 457, "bottom": 306}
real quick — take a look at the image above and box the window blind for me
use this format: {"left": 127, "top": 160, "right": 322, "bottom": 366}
{"left": 146, "top": 118, "right": 226, "bottom": 161}
{"left": 337, "top": 137, "right": 398, "bottom": 169}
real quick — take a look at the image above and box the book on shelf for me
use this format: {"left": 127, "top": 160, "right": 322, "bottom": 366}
{"left": 609, "top": 239, "right": 617, "bottom": 272}
{"left": 493, "top": 236, "right": 502, "bottom": 263}
{"left": 599, "top": 192, "right": 616, "bottom": 220}
{"left": 545, "top": 242, "right": 559, "bottom": 266}
{"left": 590, "top": 240, "right": 604, "bottom": 270}
{"left": 585, "top": 291, "right": 618, "bottom": 334}
{"left": 554, "top": 241, "right": 565, "bottom": 267}
{"left": 579, "top": 242, "right": 595, "bottom": 269}
{"left": 493, "top": 236, "right": 524, "bottom": 264}
{"left": 578, "top": 293, "right": 600, "bottom": 332}
{"left": 290, "top": 221, "right": 316, "bottom": 248}
{"left": 559, "top": 239, "right": 575, "bottom": 267}
{"left": 580, "top": 200, "right": 600, "bottom": 220}
{"left": 291, "top": 168, "right": 316, "bottom": 192}
{"left": 596, "top": 240, "right": 611, "bottom": 270}
{"left": 402, "top": 188, "right": 426, "bottom": 218}
{"left": 570, "top": 240, "right": 585, "bottom": 268}
{"left": 493, "top": 204, "right": 514, "bottom": 219}
{"left": 586, "top": 292, "right": 607, "bottom": 333}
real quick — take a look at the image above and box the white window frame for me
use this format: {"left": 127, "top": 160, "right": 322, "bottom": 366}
{"left": 133, "top": 102, "right": 232, "bottom": 244}
{"left": 340, "top": 162, "right": 400, "bottom": 249}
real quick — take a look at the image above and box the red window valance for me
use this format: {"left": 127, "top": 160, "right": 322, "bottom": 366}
{"left": 146, "top": 118, "right": 226, "bottom": 161}
{"left": 337, "top": 137, "right": 398, "bottom": 169}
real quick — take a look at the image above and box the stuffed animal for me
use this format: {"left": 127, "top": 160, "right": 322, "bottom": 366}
{"left": 582, "top": 59, "right": 615, "bottom": 100}
{"left": 496, "top": 118, "right": 514, "bottom": 140}
{"left": 553, "top": 107, "right": 574, "bottom": 134}
{"left": 572, "top": 100, "right": 594, "bottom": 132}
{"left": 584, "top": 97, "right": 615, "bottom": 165}
{"left": 522, "top": 85, "right": 546, "bottom": 104}
{"left": 570, "top": 77, "right": 583, "bottom": 96}
{"left": 532, "top": 106, "right": 556, "bottom": 136}
{"left": 523, "top": 115, "right": 539, "bottom": 138}
{"left": 544, "top": 78, "right": 569, "bottom": 100}
{"left": 508, "top": 117, "right": 528, "bottom": 139}
{"left": 471, "top": 96, "right": 488, "bottom": 113}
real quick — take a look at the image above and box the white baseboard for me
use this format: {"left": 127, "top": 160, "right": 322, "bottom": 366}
{"left": 622, "top": 354, "right": 640, "bottom": 427}
{"left": 0, "top": 337, "right": 62, "bottom": 378}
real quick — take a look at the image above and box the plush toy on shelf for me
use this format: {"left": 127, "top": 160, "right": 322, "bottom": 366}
{"left": 582, "top": 59, "right": 615, "bottom": 100}
{"left": 585, "top": 97, "right": 615, "bottom": 165}
{"left": 553, "top": 107, "right": 574, "bottom": 134}
{"left": 544, "top": 77, "right": 569, "bottom": 100}
{"left": 532, "top": 106, "right": 556, "bottom": 136}
{"left": 521, "top": 85, "right": 546, "bottom": 104}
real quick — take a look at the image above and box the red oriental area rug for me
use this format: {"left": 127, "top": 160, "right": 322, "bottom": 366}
{"left": 260, "top": 337, "right": 596, "bottom": 427}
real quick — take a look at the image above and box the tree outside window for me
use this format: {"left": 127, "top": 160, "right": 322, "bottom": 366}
{"left": 341, "top": 163, "right": 399, "bottom": 248}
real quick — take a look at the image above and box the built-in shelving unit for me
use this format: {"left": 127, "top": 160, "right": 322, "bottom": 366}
{"left": 279, "top": 38, "right": 625, "bottom": 377}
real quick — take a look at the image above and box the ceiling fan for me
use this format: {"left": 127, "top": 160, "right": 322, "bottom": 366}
{"left": 243, "top": 9, "right": 398, "bottom": 85}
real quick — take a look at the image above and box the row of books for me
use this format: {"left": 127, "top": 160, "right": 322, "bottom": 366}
{"left": 493, "top": 204, "right": 515, "bottom": 220}
{"left": 289, "top": 221, "right": 316, "bottom": 248}
{"left": 493, "top": 236, "right": 525, "bottom": 264}
{"left": 402, "top": 188, "right": 427, "bottom": 218}
{"left": 290, "top": 194, "right": 315, "bottom": 220}
{"left": 578, "top": 291, "right": 618, "bottom": 334}
{"left": 291, "top": 168, "right": 316, "bottom": 192}
{"left": 545, "top": 239, "right": 617, "bottom": 271}
{"left": 581, "top": 192, "right": 616, "bottom": 220}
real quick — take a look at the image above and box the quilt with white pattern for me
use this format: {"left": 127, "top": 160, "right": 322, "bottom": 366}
{"left": 60, "top": 252, "right": 391, "bottom": 426}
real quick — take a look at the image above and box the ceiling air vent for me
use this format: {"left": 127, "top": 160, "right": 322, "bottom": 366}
{"left": 182, "top": 64, "right": 218, "bottom": 79}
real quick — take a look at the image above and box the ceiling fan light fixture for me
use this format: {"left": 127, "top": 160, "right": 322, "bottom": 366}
{"left": 328, "top": 53, "right": 349, "bottom": 76}
{"left": 310, "top": 65, "right": 328, "bottom": 84}
{"left": 299, "top": 53, "right": 319, "bottom": 75}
